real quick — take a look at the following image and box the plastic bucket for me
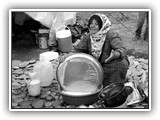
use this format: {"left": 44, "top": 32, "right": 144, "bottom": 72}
{"left": 56, "top": 26, "right": 72, "bottom": 52}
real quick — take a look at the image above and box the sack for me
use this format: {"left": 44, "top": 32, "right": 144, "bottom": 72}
{"left": 25, "top": 12, "right": 76, "bottom": 29}
{"left": 68, "top": 24, "right": 89, "bottom": 43}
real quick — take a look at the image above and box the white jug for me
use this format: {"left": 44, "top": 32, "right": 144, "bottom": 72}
{"left": 33, "top": 58, "right": 54, "bottom": 87}
{"left": 27, "top": 72, "right": 41, "bottom": 96}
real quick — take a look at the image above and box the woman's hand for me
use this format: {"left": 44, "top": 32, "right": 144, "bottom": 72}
{"left": 105, "top": 50, "right": 121, "bottom": 63}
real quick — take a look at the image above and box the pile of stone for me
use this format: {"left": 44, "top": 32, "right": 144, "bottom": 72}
{"left": 11, "top": 54, "right": 149, "bottom": 109}
{"left": 127, "top": 56, "right": 148, "bottom": 97}
{"left": 12, "top": 59, "right": 65, "bottom": 109}
{"left": 124, "top": 56, "right": 149, "bottom": 108}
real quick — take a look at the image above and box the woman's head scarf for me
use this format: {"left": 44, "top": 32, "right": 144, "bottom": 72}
{"left": 89, "top": 13, "right": 111, "bottom": 59}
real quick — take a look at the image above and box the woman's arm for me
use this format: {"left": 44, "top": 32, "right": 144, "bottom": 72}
{"left": 105, "top": 31, "right": 127, "bottom": 63}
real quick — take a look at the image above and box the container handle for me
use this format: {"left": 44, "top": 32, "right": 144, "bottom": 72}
{"left": 98, "top": 90, "right": 108, "bottom": 101}
{"left": 124, "top": 86, "right": 133, "bottom": 96}
{"left": 56, "top": 25, "right": 70, "bottom": 33}
{"left": 23, "top": 75, "right": 31, "bottom": 86}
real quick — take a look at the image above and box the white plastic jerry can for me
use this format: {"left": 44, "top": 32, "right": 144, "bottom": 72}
{"left": 33, "top": 58, "right": 54, "bottom": 87}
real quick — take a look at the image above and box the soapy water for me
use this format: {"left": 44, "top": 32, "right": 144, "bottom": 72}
{"left": 64, "top": 81, "right": 98, "bottom": 93}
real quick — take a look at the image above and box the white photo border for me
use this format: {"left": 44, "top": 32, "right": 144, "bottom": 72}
{"left": 9, "top": 9, "right": 151, "bottom": 111}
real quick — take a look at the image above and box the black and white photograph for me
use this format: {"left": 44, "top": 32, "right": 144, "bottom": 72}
{"left": 9, "top": 9, "right": 151, "bottom": 111}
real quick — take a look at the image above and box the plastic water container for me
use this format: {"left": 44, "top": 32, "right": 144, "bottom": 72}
{"left": 27, "top": 72, "right": 41, "bottom": 96}
{"left": 33, "top": 58, "right": 54, "bottom": 87}
{"left": 56, "top": 26, "right": 72, "bottom": 52}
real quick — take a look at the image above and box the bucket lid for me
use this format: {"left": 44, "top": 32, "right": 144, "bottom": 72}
{"left": 56, "top": 29, "right": 71, "bottom": 38}
{"left": 39, "top": 29, "right": 50, "bottom": 33}
{"left": 39, "top": 51, "right": 59, "bottom": 61}
{"left": 57, "top": 53, "right": 103, "bottom": 93}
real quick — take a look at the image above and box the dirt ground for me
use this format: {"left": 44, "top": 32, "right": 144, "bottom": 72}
{"left": 11, "top": 11, "right": 149, "bottom": 61}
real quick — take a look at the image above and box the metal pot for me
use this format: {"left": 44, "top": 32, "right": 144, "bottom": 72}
{"left": 56, "top": 53, "right": 104, "bottom": 105}
{"left": 61, "top": 84, "right": 103, "bottom": 105}
{"left": 98, "top": 82, "right": 133, "bottom": 107}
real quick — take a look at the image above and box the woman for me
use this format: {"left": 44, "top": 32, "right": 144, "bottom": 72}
{"left": 74, "top": 13, "right": 129, "bottom": 87}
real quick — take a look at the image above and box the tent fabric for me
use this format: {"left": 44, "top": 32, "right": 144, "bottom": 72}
{"left": 14, "top": 12, "right": 30, "bottom": 25}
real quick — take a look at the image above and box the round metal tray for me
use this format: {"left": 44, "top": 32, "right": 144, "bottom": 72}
{"left": 57, "top": 53, "right": 104, "bottom": 91}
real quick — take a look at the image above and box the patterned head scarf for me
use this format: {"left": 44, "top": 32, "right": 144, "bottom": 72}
{"left": 89, "top": 13, "right": 111, "bottom": 59}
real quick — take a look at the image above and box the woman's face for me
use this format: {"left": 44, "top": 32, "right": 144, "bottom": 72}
{"left": 89, "top": 19, "right": 100, "bottom": 34}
